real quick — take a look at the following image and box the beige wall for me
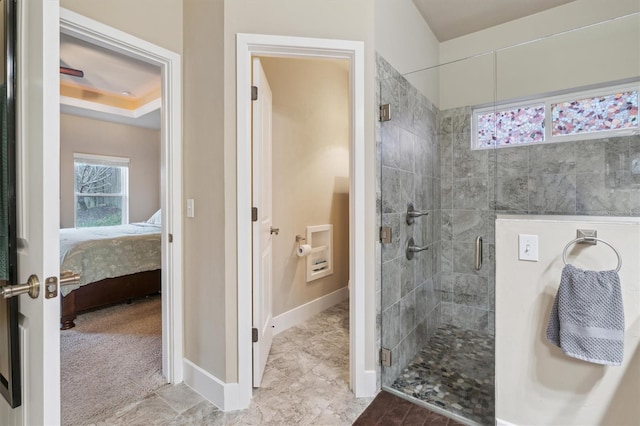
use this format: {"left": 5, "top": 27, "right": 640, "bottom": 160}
{"left": 60, "top": 0, "right": 183, "bottom": 54}
{"left": 182, "top": 0, "right": 227, "bottom": 380}
{"left": 223, "top": 0, "right": 377, "bottom": 382}
{"left": 438, "top": 0, "right": 640, "bottom": 109}
{"left": 496, "top": 216, "right": 640, "bottom": 425}
{"left": 260, "top": 57, "right": 350, "bottom": 317}
{"left": 60, "top": 114, "right": 161, "bottom": 228}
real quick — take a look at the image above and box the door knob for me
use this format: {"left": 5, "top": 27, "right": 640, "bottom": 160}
{"left": 0, "top": 274, "right": 40, "bottom": 299}
{"left": 270, "top": 227, "right": 280, "bottom": 235}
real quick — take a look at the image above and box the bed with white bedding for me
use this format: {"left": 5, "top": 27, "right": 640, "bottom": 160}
{"left": 59, "top": 221, "right": 162, "bottom": 330}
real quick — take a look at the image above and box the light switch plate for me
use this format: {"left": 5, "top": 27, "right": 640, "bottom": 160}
{"left": 186, "top": 199, "right": 195, "bottom": 218}
{"left": 519, "top": 234, "right": 539, "bottom": 262}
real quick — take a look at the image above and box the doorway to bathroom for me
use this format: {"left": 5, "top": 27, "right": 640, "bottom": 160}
{"left": 237, "top": 34, "right": 368, "bottom": 406}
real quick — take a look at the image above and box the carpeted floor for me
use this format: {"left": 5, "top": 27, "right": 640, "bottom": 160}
{"left": 60, "top": 295, "right": 165, "bottom": 426}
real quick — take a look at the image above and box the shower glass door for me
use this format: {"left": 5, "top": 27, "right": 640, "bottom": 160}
{"left": 378, "top": 51, "right": 497, "bottom": 424}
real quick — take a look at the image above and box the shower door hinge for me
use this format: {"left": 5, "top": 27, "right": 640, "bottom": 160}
{"left": 379, "top": 104, "right": 391, "bottom": 122}
{"left": 380, "top": 347, "right": 392, "bottom": 367}
{"left": 252, "top": 207, "right": 258, "bottom": 222}
{"left": 252, "top": 328, "right": 259, "bottom": 343}
{"left": 380, "top": 226, "right": 392, "bottom": 244}
{"left": 251, "top": 86, "right": 258, "bottom": 101}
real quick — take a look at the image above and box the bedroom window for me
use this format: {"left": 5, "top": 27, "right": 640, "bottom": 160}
{"left": 472, "top": 82, "right": 639, "bottom": 150}
{"left": 74, "top": 153, "right": 129, "bottom": 227}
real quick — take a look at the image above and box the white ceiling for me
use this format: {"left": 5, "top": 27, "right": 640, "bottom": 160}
{"left": 60, "top": 34, "right": 161, "bottom": 129}
{"left": 412, "top": 0, "right": 577, "bottom": 41}
{"left": 60, "top": 33, "right": 161, "bottom": 97}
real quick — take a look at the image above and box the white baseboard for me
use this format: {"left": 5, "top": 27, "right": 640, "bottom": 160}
{"left": 496, "top": 418, "right": 518, "bottom": 426}
{"left": 271, "top": 286, "right": 349, "bottom": 335}
{"left": 183, "top": 358, "right": 244, "bottom": 412}
{"left": 358, "top": 369, "right": 378, "bottom": 397}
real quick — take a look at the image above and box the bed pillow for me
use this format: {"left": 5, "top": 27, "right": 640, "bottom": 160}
{"left": 147, "top": 209, "right": 161, "bottom": 225}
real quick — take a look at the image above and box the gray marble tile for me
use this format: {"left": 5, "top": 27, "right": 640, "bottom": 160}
{"left": 440, "top": 132, "right": 453, "bottom": 177}
{"left": 488, "top": 276, "right": 495, "bottom": 311}
{"left": 452, "top": 111, "right": 471, "bottom": 134}
{"left": 156, "top": 383, "right": 204, "bottom": 414}
{"left": 381, "top": 166, "right": 401, "bottom": 214}
{"left": 438, "top": 116, "right": 452, "bottom": 136}
{"left": 453, "top": 178, "right": 488, "bottom": 210}
{"left": 451, "top": 305, "right": 489, "bottom": 332}
{"left": 441, "top": 302, "right": 453, "bottom": 324}
{"left": 452, "top": 209, "right": 491, "bottom": 243}
{"left": 441, "top": 176, "right": 453, "bottom": 210}
{"left": 529, "top": 142, "right": 576, "bottom": 174}
{"left": 398, "top": 127, "right": 417, "bottom": 173}
{"left": 528, "top": 173, "right": 576, "bottom": 214}
{"left": 380, "top": 123, "right": 400, "bottom": 169}
{"left": 382, "top": 302, "right": 402, "bottom": 349}
{"left": 495, "top": 146, "right": 529, "bottom": 176}
{"left": 453, "top": 273, "right": 488, "bottom": 309}
{"left": 453, "top": 134, "right": 488, "bottom": 179}
{"left": 400, "top": 290, "right": 417, "bottom": 332}
{"left": 441, "top": 240, "right": 453, "bottom": 273}
{"left": 381, "top": 259, "right": 400, "bottom": 311}
{"left": 452, "top": 241, "right": 494, "bottom": 277}
{"left": 576, "top": 172, "right": 632, "bottom": 214}
{"left": 495, "top": 174, "right": 529, "bottom": 211}
{"left": 433, "top": 177, "right": 442, "bottom": 211}
{"left": 416, "top": 176, "right": 434, "bottom": 211}
{"left": 580, "top": 137, "right": 631, "bottom": 173}
{"left": 400, "top": 256, "right": 415, "bottom": 298}
{"left": 441, "top": 209, "right": 453, "bottom": 241}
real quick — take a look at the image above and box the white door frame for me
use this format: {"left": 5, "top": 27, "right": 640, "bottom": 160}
{"left": 59, "top": 8, "right": 184, "bottom": 384}
{"left": 236, "top": 33, "right": 368, "bottom": 409}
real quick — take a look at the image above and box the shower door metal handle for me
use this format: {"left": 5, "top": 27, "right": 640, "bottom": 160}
{"left": 475, "top": 236, "right": 483, "bottom": 271}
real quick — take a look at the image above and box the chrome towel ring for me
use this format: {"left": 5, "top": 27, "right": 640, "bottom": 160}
{"left": 562, "top": 237, "right": 622, "bottom": 273}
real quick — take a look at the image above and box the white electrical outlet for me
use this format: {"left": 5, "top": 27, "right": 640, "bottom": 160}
{"left": 519, "top": 234, "right": 539, "bottom": 262}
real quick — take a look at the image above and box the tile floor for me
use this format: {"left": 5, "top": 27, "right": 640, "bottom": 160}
{"left": 390, "top": 324, "right": 494, "bottom": 425}
{"left": 93, "top": 300, "right": 374, "bottom": 425}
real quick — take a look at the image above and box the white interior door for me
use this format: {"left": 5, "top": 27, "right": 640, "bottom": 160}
{"left": 251, "top": 57, "right": 273, "bottom": 387}
{"left": 0, "top": 1, "right": 61, "bottom": 425}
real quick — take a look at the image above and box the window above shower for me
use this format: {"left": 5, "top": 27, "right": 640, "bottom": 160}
{"left": 472, "top": 82, "right": 639, "bottom": 150}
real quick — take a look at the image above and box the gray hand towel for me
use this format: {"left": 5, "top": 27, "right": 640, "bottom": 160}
{"left": 546, "top": 264, "right": 624, "bottom": 366}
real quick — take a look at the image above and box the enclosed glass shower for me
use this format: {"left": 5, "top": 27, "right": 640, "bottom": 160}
{"left": 378, "top": 13, "right": 640, "bottom": 425}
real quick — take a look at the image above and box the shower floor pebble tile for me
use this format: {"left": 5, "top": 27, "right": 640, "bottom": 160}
{"left": 390, "top": 324, "right": 494, "bottom": 425}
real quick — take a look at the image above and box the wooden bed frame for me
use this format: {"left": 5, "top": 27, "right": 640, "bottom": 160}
{"left": 60, "top": 269, "right": 161, "bottom": 330}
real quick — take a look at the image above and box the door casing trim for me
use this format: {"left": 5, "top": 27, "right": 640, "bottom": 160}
{"left": 236, "top": 33, "right": 368, "bottom": 410}
{"left": 59, "top": 8, "right": 184, "bottom": 384}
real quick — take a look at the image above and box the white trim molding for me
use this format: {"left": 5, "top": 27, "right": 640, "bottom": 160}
{"left": 183, "top": 359, "right": 242, "bottom": 412}
{"left": 236, "top": 33, "right": 369, "bottom": 410}
{"left": 60, "top": 8, "right": 184, "bottom": 384}
{"left": 271, "top": 287, "right": 349, "bottom": 336}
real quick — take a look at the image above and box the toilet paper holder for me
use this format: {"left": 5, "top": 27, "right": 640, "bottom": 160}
{"left": 295, "top": 235, "right": 306, "bottom": 244}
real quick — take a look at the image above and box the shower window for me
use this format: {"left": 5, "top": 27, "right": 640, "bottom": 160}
{"left": 472, "top": 82, "right": 639, "bottom": 150}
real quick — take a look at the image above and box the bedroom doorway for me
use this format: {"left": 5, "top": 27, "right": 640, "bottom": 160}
{"left": 58, "top": 9, "right": 183, "bottom": 425}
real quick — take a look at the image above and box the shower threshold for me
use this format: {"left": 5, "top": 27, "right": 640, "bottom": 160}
{"left": 387, "top": 324, "right": 495, "bottom": 425}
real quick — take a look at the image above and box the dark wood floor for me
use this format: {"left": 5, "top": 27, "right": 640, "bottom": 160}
{"left": 353, "top": 391, "right": 467, "bottom": 426}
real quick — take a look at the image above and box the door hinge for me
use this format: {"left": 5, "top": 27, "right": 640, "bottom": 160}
{"left": 252, "top": 327, "right": 259, "bottom": 343}
{"left": 379, "top": 104, "right": 391, "bottom": 122}
{"left": 168, "top": 233, "right": 173, "bottom": 243}
{"left": 380, "top": 347, "right": 392, "bottom": 367}
{"left": 251, "top": 86, "right": 258, "bottom": 101}
{"left": 380, "top": 226, "right": 392, "bottom": 244}
{"left": 252, "top": 207, "right": 258, "bottom": 222}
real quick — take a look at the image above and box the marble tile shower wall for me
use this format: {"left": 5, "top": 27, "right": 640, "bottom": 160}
{"left": 439, "top": 107, "right": 496, "bottom": 335}
{"left": 439, "top": 106, "right": 640, "bottom": 335}
{"left": 376, "top": 54, "right": 442, "bottom": 387}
